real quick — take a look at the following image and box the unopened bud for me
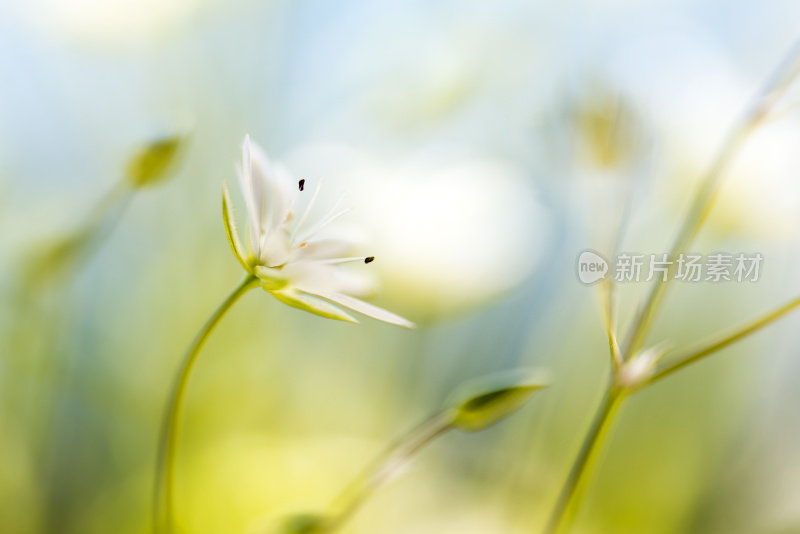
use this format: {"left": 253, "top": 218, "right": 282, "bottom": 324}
{"left": 448, "top": 369, "right": 549, "bottom": 432}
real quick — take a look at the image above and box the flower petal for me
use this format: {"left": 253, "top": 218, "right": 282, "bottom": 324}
{"left": 222, "top": 182, "right": 250, "bottom": 272}
{"left": 249, "top": 140, "right": 296, "bottom": 233}
{"left": 239, "top": 135, "right": 263, "bottom": 254}
{"left": 271, "top": 288, "right": 358, "bottom": 323}
{"left": 290, "top": 237, "right": 355, "bottom": 262}
{"left": 259, "top": 229, "right": 291, "bottom": 267}
{"left": 309, "top": 289, "right": 414, "bottom": 328}
{"left": 283, "top": 261, "right": 377, "bottom": 298}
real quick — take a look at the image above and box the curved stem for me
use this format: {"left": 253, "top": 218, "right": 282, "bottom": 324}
{"left": 153, "top": 274, "right": 258, "bottom": 534}
{"left": 325, "top": 412, "right": 453, "bottom": 532}
{"left": 542, "top": 385, "right": 624, "bottom": 534}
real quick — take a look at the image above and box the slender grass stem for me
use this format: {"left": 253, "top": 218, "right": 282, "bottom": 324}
{"left": 14, "top": 180, "right": 135, "bottom": 532}
{"left": 25, "top": 180, "right": 134, "bottom": 289}
{"left": 541, "top": 39, "right": 800, "bottom": 534}
{"left": 325, "top": 412, "right": 453, "bottom": 532}
{"left": 542, "top": 295, "right": 800, "bottom": 534}
{"left": 647, "top": 296, "right": 800, "bottom": 387}
{"left": 542, "top": 385, "right": 624, "bottom": 534}
{"left": 153, "top": 273, "right": 259, "bottom": 534}
{"left": 599, "top": 280, "right": 622, "bottom": 369}
{"left": 623, "top": 39, "right": 800, "bottom": 359}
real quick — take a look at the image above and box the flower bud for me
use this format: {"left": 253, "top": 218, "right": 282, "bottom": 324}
{"left": 448, "top": 369, "right": 548, "bottom": 432}
{"left": 126, "top": 134, "right": 186, "bottom": 188}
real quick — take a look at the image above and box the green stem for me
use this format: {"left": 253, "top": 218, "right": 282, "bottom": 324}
{"left": 542, "top": 39, "right": 800, "bottom": 534}
{"left": 621, "top": 126, "right": 747, "bottom": 358}
{"left": 542, "top": 385, "right": 624, "bottom": 534}
{"left": 599, "top": 280, "right": 622, "bottom": 369}
{"left": 325, "top": 412, "right": 453, "bottom": 532}
{"left": 623, "top": 39, "right": 800, "bottom": 359}
{"left": 153, "top": 273, "right": 258, "bottom": 534}
{"left": 543, "top": 296, "right": 800, "bottom": 534}
{"left": 647, "top": 296, "right": 800, "bottom": 387}
{"left": 27, "top": 180, "right": 134, "bottom": 289}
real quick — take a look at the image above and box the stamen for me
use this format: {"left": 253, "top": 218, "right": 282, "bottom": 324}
{"left": 290, "top": 179, "right": 324, "bottom": 243}
{"left": 298, "top": 179, "right": 305, "bottom": 191}
{"left": 294, "top": 191, "right": 349, "bottom": 244}
{"left": 315, "top": 256, "right": 374, "bottom": 265}
{"left": 296, "top": 205, "right": 351, "bottom": 244}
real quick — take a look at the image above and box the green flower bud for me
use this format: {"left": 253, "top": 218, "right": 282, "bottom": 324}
{"left": 448, "top": 369, "right": 548, "bottom": 432}
{"left": 126, "top": 135, "right": 186, "bottom": 188}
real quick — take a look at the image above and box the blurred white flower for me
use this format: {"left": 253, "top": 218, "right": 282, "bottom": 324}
{"left": 357, "top": 160, "right": 549, "bottom": 317}
{"left": 223, "top": 135, "right": 413, "bottom": 328}
{"left": 284, "top": 144, "right": 550, "bottom": 318}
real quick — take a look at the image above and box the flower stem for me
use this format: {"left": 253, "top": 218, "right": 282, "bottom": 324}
{"left": 623, "top": 38, "right": 800, "bottom": 359}
{"left": 541, "top": 39, "right": 800, "bottom": 534}
{"left": 542, "top": 385, "right": 624, "bottom": 534}
{"left": 153, "top": 273, "right": 258, "bottom": 534}
{"left": 647, "top": 296, "right": 800, "bottom": 387}
{"left": 325, "top": 411, "right": 453, "bottom": 532}
{"left": 542, "top": 295, "right": 800, "bottom": 534}
{"left": 599, "top": 280, "right": 622, "bottom": 369}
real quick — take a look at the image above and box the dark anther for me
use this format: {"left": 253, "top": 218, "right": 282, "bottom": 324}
{"left": 364, "top": 256, "right": 375, "bottom": 264}
{"left": 298, "top": 179, "right": 305, "bottom": 191}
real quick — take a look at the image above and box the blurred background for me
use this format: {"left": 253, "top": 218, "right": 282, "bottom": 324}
{"left": 2, "top": 0, "right": 800, "bottom": 533}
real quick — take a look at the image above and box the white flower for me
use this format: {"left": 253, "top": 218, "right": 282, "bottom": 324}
{"left": 222, "top": 135, "right": 413, "bottom": 328}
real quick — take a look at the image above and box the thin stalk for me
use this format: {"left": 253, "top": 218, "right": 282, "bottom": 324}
{"left": 26, "top": 180, "right": 134, "bottom": 289}
{"left": 544, "top": 295, "right": 800, "bottom": 534}
{"left": 621, "top": 124, "right": 746, "bottom": 357}
{"left": 542, "top": 385, "right": 625, "bottom": 534}
{"left": 16, "top": 180, "right": 135, "bottom": 533}
{"left": 647, "top": 296, "right": 800, "bottom": 387}
{"left": 543, "top": 40, "right": 800, "bottom": 534}
{"left": 153, "top": 273, "right": 259, "bottom": 534}
{"left": 599, "top": 280, "right": 622, "bottom": 369}
{"left": 623, "top": 39, "right": 800, "bottom": 359}
{"left": 325, "top": 411, "right": 453, "bottom": 532}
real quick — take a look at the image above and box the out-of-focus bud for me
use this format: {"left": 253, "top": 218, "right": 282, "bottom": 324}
{"left": 447, "top": 369, "right": 549, "bottom": 432}
{"left": 126, "top": 134, "right": 187, "bottom": 188}
{"left": 572, "top": 87, "right": 640, "bottom": 171}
